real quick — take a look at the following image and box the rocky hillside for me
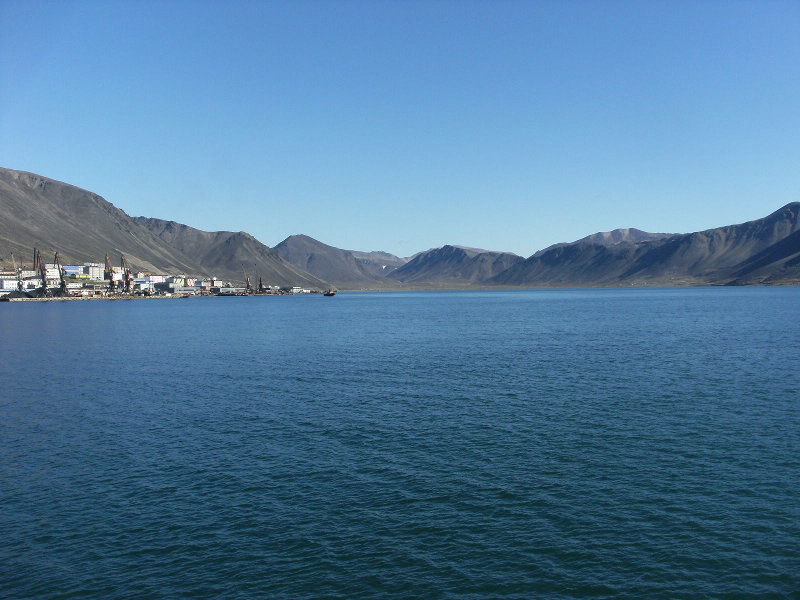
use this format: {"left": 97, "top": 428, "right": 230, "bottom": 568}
{"left": 3, "top": 166, "right": 797, "bottom": 289}
{"left": 134, "top": 218, "right": 328, "bottom": 288}
{"left": 348, "top": 249, "right": 408, "bottom": 278}
{"left": 274, "top": 234, "right": 391, "bottom": 288}
{"left": 533, "top": 228, "right": 673, "bottom": 257}
{"left": 0, "top": 167, "right": 201, "bottom": 274}
{"left": 492, "top": 203, "right": 800, "bottom": 286}
{"left": 388, "top": 245, "right": 524, "bottom": 286}
{"left": 0, "top": 167, "right": 326, "bottom": 287}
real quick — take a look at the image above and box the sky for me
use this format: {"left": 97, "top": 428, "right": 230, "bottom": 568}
{"left": 1, "top": 0, "right": 798, "bottom": 257}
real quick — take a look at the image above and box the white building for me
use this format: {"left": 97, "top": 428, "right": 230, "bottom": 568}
{"left": 84, "top": 263, "right": 103, "bottom": 280}
{"left": 0, "top": 276, "right": 20, "bottom": 291}
{"left": 44, "top": 264, "right": 61, "bottom": 280}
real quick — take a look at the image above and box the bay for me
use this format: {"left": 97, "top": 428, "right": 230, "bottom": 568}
{"left": 1, "top": 288, "right": 798, "bottom": 599}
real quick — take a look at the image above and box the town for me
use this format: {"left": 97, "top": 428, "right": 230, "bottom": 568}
{"left": 0, "top": 248, "right": 316, "bottom": 299}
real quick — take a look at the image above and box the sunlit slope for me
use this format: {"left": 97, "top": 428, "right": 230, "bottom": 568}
{"left": 0, "top": 167, "right": 202, "bottom": 274}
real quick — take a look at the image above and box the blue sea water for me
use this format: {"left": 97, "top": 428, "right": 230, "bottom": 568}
{"left": 1, "top": 287, "right": 799, "bottom": 599}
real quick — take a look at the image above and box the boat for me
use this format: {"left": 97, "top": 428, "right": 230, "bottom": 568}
{"left": 323, "top": 289, "right": 336, "bottom": 296}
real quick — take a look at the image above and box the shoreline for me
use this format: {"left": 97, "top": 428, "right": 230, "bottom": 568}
{"left": 3, "top": 282, "right": 799, "bottom": 302}
{"left": 1, "top": 294, "right": 203, "bottom": 302}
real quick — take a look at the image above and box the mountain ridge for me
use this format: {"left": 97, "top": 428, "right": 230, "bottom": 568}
{"left": 388, "top": 245, "right": 524, "bottom": 285}
{"left": 273, "top": 234, "right": 386, "bottom": 288}
{"left": 0, "top": 167, "right": 327, "bottom": 287}
{"left": 133, "top": 218, "right": 329, "bottom": 288}
{"left": 0, "top": 167, "right": 203, "bottom": 275}
{"left": 491, "top": 202, "right": 800, "bottom": 287}
{"left": 2, "top": 166, "right": 798, "bottom": 288}
{"left": 533, "top": 228, "right": 673, "bottom": 257}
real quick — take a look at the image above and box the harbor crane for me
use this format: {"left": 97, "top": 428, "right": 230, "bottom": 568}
{"left": 35, "top": 248, "right": 50, "bottom": 297}
{"left": 10, "top": 252, "right": 23, "bottom": 292}
{"left": 255, "top": 263, "right": 266, "bottom": 294}
{"left": 105, "top": 253, "right": 116, "bottom": 293}
{"left": 120, "top": 254, "right": 132, "bottom": 294}
{"left": 242, "top": 264, "right": 253, "bottom": 294}
{"left": 54, "top": 252, "right": 68, "bottom": 295}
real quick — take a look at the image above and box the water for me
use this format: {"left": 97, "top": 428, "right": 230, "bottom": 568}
{"left": 1, "top": 288, "right": 798, "bottom": 599}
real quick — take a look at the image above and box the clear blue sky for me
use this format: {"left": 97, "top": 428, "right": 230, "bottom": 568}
{"left": 1, "top": 1, "right": 798, "bottom": 257}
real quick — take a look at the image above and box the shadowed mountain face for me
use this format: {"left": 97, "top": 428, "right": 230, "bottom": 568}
{"left": 727, "top": 228, "right": 800, "bottom": 285}
{"left": 0, "top": 167, "right": 201, "bottom": 274}
{"left": 388, "top": 245, "right": 524, "bottom": 285}
{"left": 274, "top": 235, "right": 393, "bottom": 288}
{"left": 0, "top": 167, "right": 326, "bottom": 287}
{"left": 133, "top": 219, "right": 328, "bottom": 288}
{"left": 492, "top": 203, "right": 800, "bottom": 286}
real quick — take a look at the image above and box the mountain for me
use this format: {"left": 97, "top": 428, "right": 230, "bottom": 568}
{"left": 274, "top": 234, "right": 392, "bottom": 288}
{"left": 534, "top": 228, "right": 672, "bottom": 256}
{"left": 4, "top": 166, "right": 798, "bottom": 289}
{"left": 273, "top": 238, "right": 523, "bottom": 288}
{"left": 348, "top": 249, "right": 408, "bottom": 278}
{"left": 0, "top": 167, "right": 326, "bottom": 287}
{"left": 492, "top": 203, "right": 800, "bottom": 287}
{"left": 727, "top": 227, "right": 800, "bottom": 285}
{"left": 133, "top": 218, "right": 328, "bottom": 288}
{"left": 388, "top": 245, "right": 524, "bottom": 286}
{"left": 0, "top": 167, "right": 201, "bottom": 274}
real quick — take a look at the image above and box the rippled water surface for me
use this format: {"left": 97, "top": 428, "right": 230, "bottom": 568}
{"left": 2, "top": 288, "right": 799, "bottom": 599}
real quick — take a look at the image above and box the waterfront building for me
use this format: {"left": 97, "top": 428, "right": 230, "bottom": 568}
{"left": 44, "top": 264, "right": 61, "bottom": 280}
{"left": 0, "top": 275, "right": 19, "bottom": 292}
{"left": 63, "top": 265, "right": 82, "bottom": 275}
{"left": 84, "top": 263, "right": 103, "bottom": 280}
